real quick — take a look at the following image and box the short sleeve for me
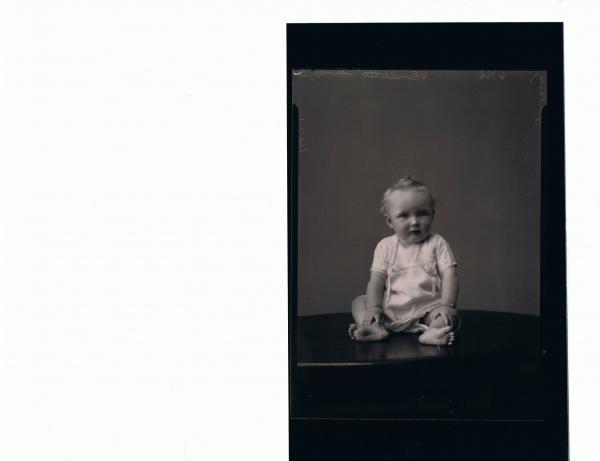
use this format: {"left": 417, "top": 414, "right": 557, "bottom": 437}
{"left": 434, "top": 235, "right": 458, "bottom": 272}
{"left": 370, "top": 238, "right": 392, "bottom": 274}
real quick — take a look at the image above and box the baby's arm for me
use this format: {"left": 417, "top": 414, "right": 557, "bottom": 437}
{"left": 417, "top": 267, "right": 459, "bottom": 346}
{"left": 426, "top": 266, "right": 459, "bottom": 330}
{"left": 363, "top": 271, "right": 386, "bottom": 325}
{"left": 439, "top": 266, "right": 459, "bottom": 308}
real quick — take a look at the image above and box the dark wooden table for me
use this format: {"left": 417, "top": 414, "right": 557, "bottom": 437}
{"left": 291, "top": 310, "right": 552, "bottom": 461}
{"left": 292, "top": 310, "right": 542, "bottom": 420}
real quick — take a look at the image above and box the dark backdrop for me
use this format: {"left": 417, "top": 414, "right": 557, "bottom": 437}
{"left": 293, "top": 70, "right": 545, "bottom": 317}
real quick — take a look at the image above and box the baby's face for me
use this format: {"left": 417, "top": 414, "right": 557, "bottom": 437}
{"left": 385, "top": 189, "right": 434, "bottom": 245}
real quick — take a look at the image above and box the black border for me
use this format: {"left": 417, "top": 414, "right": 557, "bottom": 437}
{"left": 288, "top": 23, "right": 566, "bottom": 461}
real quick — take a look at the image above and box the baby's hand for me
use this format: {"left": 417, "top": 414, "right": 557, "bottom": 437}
{"left": 362, "top": 307, "right": 383, "bottom": 326}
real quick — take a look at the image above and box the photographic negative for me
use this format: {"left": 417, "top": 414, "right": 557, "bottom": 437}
{"left": 288, "top": 24, "right": 566, "bottom": 461}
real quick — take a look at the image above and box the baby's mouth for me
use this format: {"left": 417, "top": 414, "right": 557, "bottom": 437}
{"left": 408, "top": 229, "right": 421, "bottom": 235}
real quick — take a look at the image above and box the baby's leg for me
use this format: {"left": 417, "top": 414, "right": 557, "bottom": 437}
{"left": 351, "top": 295, "right": 369, "bottom": 323}
{"left": 348, "top": 295, "right": 389, "bottom": 342}
{"left": 423, "top": 305, "right": 460, "bottom": 329}
{"left": 418, "top": 306, "right": 460, "bottom": 346}
{"left": 348, "top": 295, "right": 366, "bottom": 338}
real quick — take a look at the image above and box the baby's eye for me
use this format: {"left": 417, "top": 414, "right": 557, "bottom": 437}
{"left": 417, "top": 210, "right": 431, "bottom": 217}
{"left": 397, "top": 213, "right": 408, "bottom": 219}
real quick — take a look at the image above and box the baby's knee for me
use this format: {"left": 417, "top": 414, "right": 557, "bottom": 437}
{"left": 351, "top": 295, "right": 366, "bottom": 311}
{"left": 430, "top": 306, "right": 460, "bottom": 329}
{"left": 351, "top": 295, "right": 367, "bottom": 321}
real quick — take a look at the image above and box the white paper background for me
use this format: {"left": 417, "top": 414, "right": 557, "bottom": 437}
{"left": 0, "top": 1, "right": 597, "bottom": 460}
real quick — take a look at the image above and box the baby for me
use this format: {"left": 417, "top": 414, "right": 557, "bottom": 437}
{"left": 348, "top": 175, "right": 459, "bottom": 346}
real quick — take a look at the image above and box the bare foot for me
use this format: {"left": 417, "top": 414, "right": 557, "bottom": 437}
{"left": 418, "top": 325, "right": 455, "bottom": 346}
{"left": 351, "top": 324, "right": 390, "bottom": 342}
{"left": 348, "top": 323, "right": 357, "bottom": 338}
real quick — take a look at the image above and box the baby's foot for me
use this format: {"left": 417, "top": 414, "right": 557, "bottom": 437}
{"left": 348, "top": 323, "right": 357, "bottom": 339}
{"left": 418, "top": 325, "right": 455, "bottom": 346}
{"left": 352, "top": 324, "right": 390, "bottom": 342}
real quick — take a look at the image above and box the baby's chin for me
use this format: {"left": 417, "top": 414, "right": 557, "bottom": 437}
{"left": 401, "top": 231, "right": 430, "bottom": 244}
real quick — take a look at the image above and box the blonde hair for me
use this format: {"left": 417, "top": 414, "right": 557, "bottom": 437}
{"left": 380, "top": 175, "right": 437, "bottom": 216}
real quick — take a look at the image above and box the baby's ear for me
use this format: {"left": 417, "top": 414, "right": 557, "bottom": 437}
{"left": 385, "top": 216, "right": 393, "bottom": 228}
